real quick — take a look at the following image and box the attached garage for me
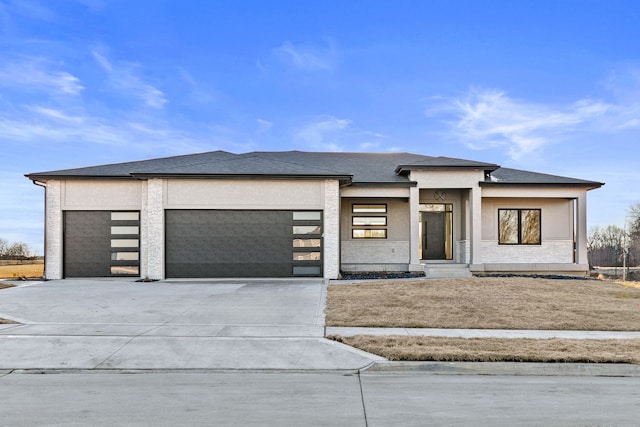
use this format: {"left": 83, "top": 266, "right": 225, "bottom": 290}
{"left": 165, "top": 210, "right": 323, "bottom": 278}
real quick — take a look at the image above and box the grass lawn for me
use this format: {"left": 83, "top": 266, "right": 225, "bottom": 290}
{"left": 326, "top": 277, "right": 640, "bottom": 363}
{"left": 0, "top": 263, "right": 44, "bottom": 279}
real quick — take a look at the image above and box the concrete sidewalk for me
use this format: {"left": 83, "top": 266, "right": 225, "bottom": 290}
{"left": 326, "top": 326, "right": 640, "bottom": 339}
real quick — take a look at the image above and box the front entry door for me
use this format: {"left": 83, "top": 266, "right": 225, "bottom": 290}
{"left": 422, "top": 211, "right": 446, "bottom": 260}
{"left": 420, "top": 203, "right": 453, "bottom": 260}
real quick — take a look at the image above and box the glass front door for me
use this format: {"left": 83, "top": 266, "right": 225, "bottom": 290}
{"left": 419, "top": 204, "right": 453, "bottom": 260}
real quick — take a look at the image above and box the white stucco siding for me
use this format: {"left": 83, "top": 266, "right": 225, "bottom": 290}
{"left": 481, "top": 197, "right": 575, "bottom": 264}
{"left": 340, "top": 198, "right": 410, "bottom": 267}
{"left": 410, "top": 170, "right": 485, "bottom": 189}
{"left": 165, "top": 179, "right": 325, "bottom": 209}
{"left": 61, "top": 180, "right": 142, "bottom": 210}
{"left": 481, "top": 198, "right": 574, "bottom": 241}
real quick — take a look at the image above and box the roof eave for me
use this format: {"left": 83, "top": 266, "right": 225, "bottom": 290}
{"left": 26, "top": 174, "right": 134, "bottom": 181}
{"left": 129, "top": 173, "right": 354, "bottom": 181}
{"left": 480, "top": 181, "right": 605, "bottom": 190}
{"left": 348, "top": 181, "right": 417, "bottom": 188}
{"left": 395, "top": 165, "right": 500, "bottom": 175}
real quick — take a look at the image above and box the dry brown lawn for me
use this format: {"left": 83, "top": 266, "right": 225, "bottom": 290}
{"left": 327, "top": 277, "right": 640, "bottom": 363}
{"left": 326, "top": 277, "right": 640, "bottom": 331}
{"left": 0, "top": 263, "right": 44, "bottom": 279}
{"left": 332, "top": 335, "right": 640, "bottom": 364}
{"left": 0, "top": 283, "right": 17, "bottom": 324}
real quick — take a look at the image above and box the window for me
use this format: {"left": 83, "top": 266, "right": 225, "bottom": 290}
{"left": 352, "top": 217, "right": 387, "bottom": 226}
{"left": 111, "top": 226, "right": 139, "bottom": 235}
{"left": 352, "top": 204, "right": 387, "bottom": 239}
{"left": 111, "top": 212, "right": 139, "bottom": 221}
{"left": 353, "top": 229, "right": 387, "bottom": 239}
{"left": 498, "top": 209, "right": 541, "bottom": 245}
{"left": 293, "top": 239, "right": 321, "bottom": 248}
{"left": 293, "top": 211, "right": 322, "bottom": 221}
{"left": 352, "top": 204, "right": 386, "bottom": 213}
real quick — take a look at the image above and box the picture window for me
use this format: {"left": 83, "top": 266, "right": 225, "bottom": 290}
{"left": 498, "top": 209, "right": 541, "bottom": 245}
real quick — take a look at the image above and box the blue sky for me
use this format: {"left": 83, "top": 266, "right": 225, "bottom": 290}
{"left": 2, "top": 0, "right": 640, "bottom": 254}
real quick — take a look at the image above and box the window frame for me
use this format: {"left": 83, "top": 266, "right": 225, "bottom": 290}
{"left": 498, "top": 208, "right": 542, "bottom": 245}
{"left": 351, "top": 203, "right": 388, "bottom": 240}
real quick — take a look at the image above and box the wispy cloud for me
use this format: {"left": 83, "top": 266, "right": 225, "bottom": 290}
{"left": 0, "top": 57, "right": 84, "bottom": 95}
{"left": 294, "top": 116, "right": 351, "bottom": 151}
{"left": 0, "top": 104, "right": 218, "bottom": 155}
{"left": 293, "top": 116, "right": 389, "bottom": 152}
{"left": 427, "top": 88, "right": 611, "bottom": 160}
{"left": 272, "top": 39, "right": 337, "bottom": 71}
{"left": 92, "top": 50, "right": 168, "bottom": 109}
{"left": 255, "top": 118, "right": 273, "bottom": 135}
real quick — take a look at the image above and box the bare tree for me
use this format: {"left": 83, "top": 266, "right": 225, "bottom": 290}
{"left": 0, "top": 238, "right": 8, "bottom": 257}
{"left": 588, "top": 225, "right": 626, "bottom": 267}
{"left": 5, "top": 242, "right": 32, "bottom": 258}
{"left": 627, "top": 202, "right": 640, "bottom": 266}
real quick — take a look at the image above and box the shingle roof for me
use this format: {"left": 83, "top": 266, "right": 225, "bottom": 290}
{"left": 25, "top": 150, "right": 603, "bottom": 189}
{"left": 484, "top": 167, "right": 603, "bottom": 188}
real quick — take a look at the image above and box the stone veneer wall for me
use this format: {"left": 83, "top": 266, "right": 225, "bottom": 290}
{"left": 323, "top": 180, "right": 340, "bottom": 279}
{"left": 481, "top": 240, "right": 574, "bottom": 264}
{"left": 45, "top": 180, "right": 63, "bottom": 280}
{"left": 141, "top": 179, "right": 165, "bottom": 280}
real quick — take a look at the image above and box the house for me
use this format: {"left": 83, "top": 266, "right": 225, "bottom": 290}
{"left": 26, "top": 151, "right": 603, "bottom": 280}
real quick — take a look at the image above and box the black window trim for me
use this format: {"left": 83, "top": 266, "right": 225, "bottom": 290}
{"left": 498, "top": 208, "right": 542, "bottom": 245}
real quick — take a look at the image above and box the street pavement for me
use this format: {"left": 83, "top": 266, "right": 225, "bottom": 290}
{"left": 2, "top": 371, "right": 640, "bottom": 426}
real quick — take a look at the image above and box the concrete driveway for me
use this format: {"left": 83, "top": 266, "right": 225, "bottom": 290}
{"left": 0, "top": 279, "right": 382, "bottom": 370}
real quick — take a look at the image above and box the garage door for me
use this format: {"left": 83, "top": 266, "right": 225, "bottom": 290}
{"left": 165, "top": 210, "right": 322, "bottom": 278}
{"left": 64, "top": 211, "right": 140, "bottom": 277}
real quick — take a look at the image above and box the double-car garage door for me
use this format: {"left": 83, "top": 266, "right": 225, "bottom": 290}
{"left": 64, "top": 210, "right": 323, "bottom": 278}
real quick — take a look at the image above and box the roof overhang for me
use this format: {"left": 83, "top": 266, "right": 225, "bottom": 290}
{"left": 395, "top": 165, "right": 500, "bottom": 176}
{"left": 480, "top": 181, "right": 605, "bottom": 191}
{"left": 347, "top": 181, "right": 417, "bottom": 188}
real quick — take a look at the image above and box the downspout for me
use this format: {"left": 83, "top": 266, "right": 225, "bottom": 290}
{"left": 31, "top": 180, "right": 46, "bottom": 279}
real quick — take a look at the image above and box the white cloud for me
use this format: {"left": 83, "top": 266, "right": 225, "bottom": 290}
{"left": 92, "top": 50, "right": 168, "bottom": 109}
{"left": 255, "top": 119, "right": 273, "bottom": 135}
{"left": 0, "top": 57, "right": 84, "bottom": 95}
{"left": 273, "top": 39, "right": 337, "bottom": 71}
{"left": 428, "top": 88, "right": 611, "bottom": 160}
{"left": 293, "top": 116, "right": 392, "bottom": 152}
{"left": 0, "top": 104, "right": 213, "bottom": 154}
{"left": 294, "top": 116, "right": 351, "bottom": 151}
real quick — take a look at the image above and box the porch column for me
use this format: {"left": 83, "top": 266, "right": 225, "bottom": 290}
{"left": 141, "top": 178, "right": 165, "bottom": 280}
{"left": 45, "top": 180, "right": 63, "bottom": 280}
{"left": 409, "top": 186, "right": 422, "bottom": 271}
{"left": 470, "top": 186, "right": 483, "bottom": 268}
{"left": 575, "top": 192, "right": 588, "bottom": 266}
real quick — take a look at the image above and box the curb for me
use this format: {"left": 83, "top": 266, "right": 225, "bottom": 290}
{"left": 365, "top": 361, "right": 640, "bottom": 377}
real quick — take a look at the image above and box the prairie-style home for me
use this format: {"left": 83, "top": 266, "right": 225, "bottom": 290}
{"left": 26, "top": 151, "right": 603, "bottom": 280}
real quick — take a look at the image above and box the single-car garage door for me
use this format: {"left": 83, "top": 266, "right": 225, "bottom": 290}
{"left": 64, "top": 211, "right": 141, "bottom": 277}
{"left": 165, "top": 210, "right": 323, "bottom": 278}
